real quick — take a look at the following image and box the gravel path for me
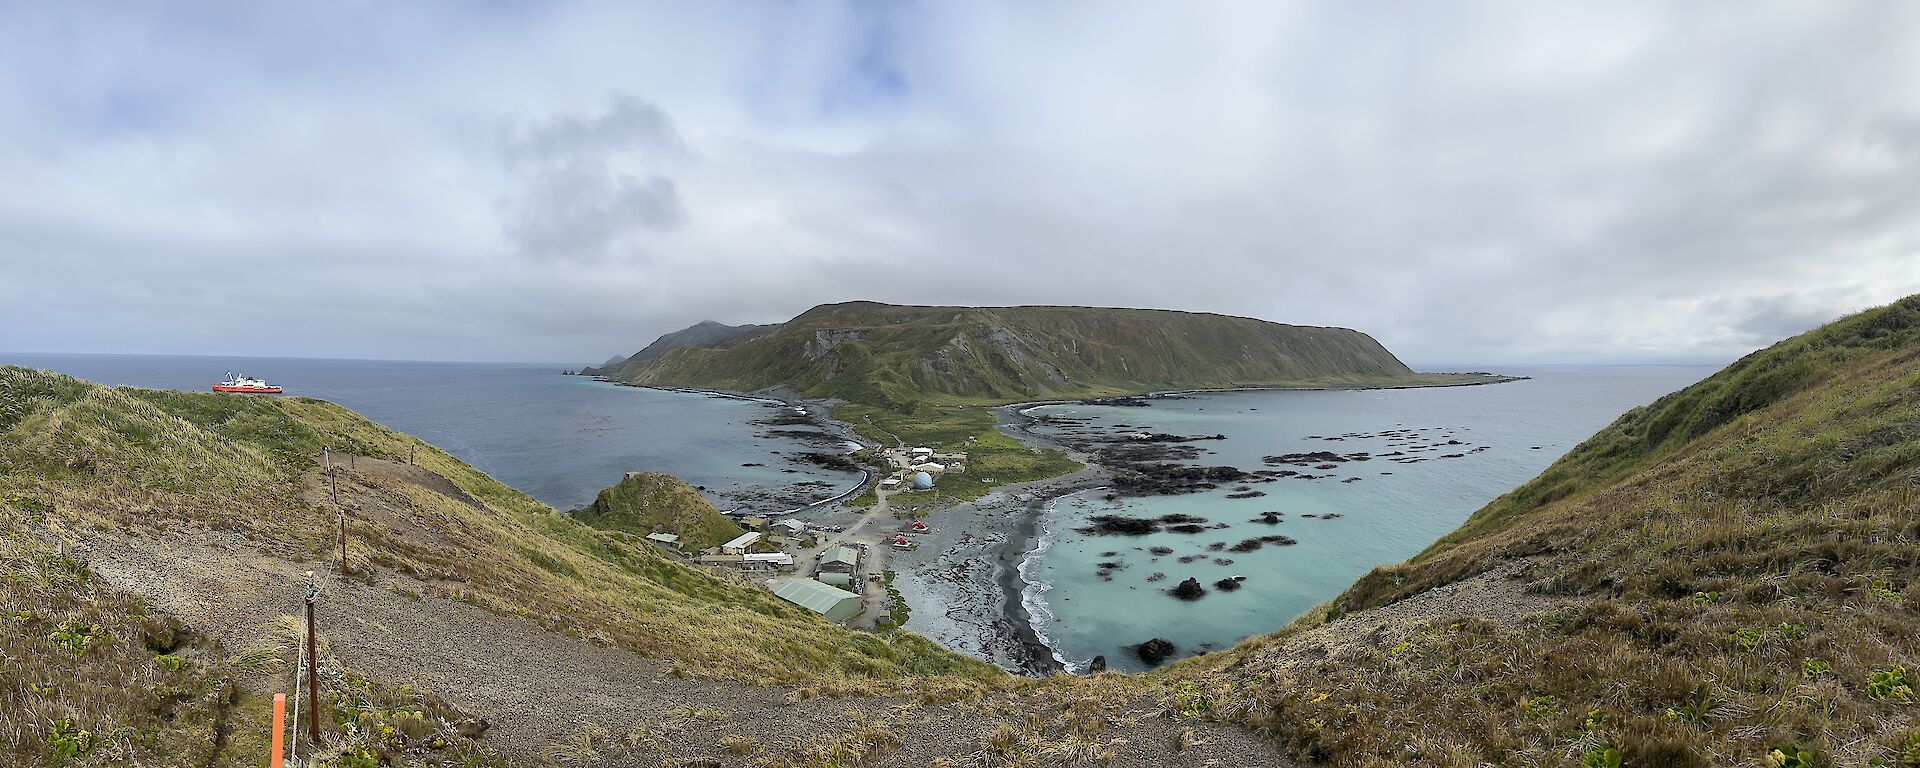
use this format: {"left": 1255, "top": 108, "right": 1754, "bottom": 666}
{"left": 61, "top": 513, "right": 1288, "bottom": 766}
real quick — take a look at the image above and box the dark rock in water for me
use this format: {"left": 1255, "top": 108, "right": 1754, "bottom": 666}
{"left": 1249, "top": 512, "right": 1283, "bottom": 525}
{"left": 1077, "top": 515, "right": 1161, "bottom": 535}
{"left": 1212, "top": 578, "right": 1243, "bottom": 591}
{"left": 1206, "top": 542, "right": 1226, "bottom": 551}
{"left": 1146, "top": 572, "right": 1167, "bottom": 582}
{"left": 1177, "top": 554, "right": 1202, "bottom": 564}
{"left": 1111, "top": 463, "right": 1249, "bottom": 496}
{"left": 1088, "top": 655, "right": 1107, "bottom": 673}
{"left": 1100, "top": 551, "right": 1119, "bottom": 557}
{"left": 1228, "top": 535, "right": 1299, "bottom": 553}
{"left": 1097, "top": 561, "right": 1125, "bottom": 570}
{"left": 740, "top": 462, "right": 763, "bottom": 467}
{"left": 1170, "top": 578, "right": 1207, "bottom": 601}
{"left": 1211, "top": 522, "right": 1231, "bottom": 529}
{"left": 1263, "top": 450, "right": 1347, "bottom": 466}
{"left": 1226, "top": 490, "right": 1266, "bottom": 499}
{"left": 1232, "top": 485, "right": 1252, "bottom": 492}
{"left": 1149, "top": 546, "right": 1175, "bottom": 556}
{"left": 1157, "top": 513, "right": 1209, "bottom": 524}
{"left": 1137, "top": 637, "right": 1178, "bottom": 664}
{"left": 1314, "top": 464, "right": 1338, "bottom": 470}
{"left": 1320, "top": 513, "right": 1344, "bottom": 519}
{"left": 1341, "top": 477, "right": 1361, "bottom": 484}
{"left": 1211, "top": 558, "right": 1234, "bottom": 566}
{"left": 796, "top": 451, "right": 861, "bottom": 471}
{"left": 1166, "top": 523, "right": 1208, "bottom": 534}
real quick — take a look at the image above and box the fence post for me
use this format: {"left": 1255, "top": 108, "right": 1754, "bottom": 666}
{"left": 338, "top": 512, "right": 348, "bottom": 575}
{"left": 270, "top": 693, "right": 285, "bottom": 768}
{"left": 303, "top": 572, "right": 321, "bottom": 745}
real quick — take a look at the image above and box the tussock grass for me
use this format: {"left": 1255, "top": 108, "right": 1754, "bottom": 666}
{"left": 1165, "top": 296, "right": 1920, "bottom": 766}
{"left": 0, "top": 367, "right": 997, "bottom": 692}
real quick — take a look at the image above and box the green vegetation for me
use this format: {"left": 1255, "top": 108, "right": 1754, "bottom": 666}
{"left": 835, "top": 403, "right": 1082, "bottom": 505}
{"left": 601, "top": 301, "right": 1499, "bottom": 409}
{"left": 1167, "top": 295, "right": 1920, "bottom": 766}
{"left": 571, "top": 471, "right": 744, "bottom": 552}
{"left": 0, "top": 368, "right": 997, "bottom": 690}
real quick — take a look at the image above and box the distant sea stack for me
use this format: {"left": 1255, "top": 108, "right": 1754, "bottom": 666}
{"left": 590, "top": 302, "right": 1507, "bottom": 409}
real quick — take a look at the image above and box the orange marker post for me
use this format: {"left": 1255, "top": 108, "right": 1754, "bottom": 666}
{"left": 270, "top": 693, "right": 286, "bottom": 768}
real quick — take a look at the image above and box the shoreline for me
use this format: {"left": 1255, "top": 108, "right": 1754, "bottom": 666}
{"left": 585, "top": 372, "right": 1526, "bottom": 677}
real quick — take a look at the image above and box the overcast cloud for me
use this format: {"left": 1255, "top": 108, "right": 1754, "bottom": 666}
{"left": 1, "top": 2, "right": 1916, "bottom": 366}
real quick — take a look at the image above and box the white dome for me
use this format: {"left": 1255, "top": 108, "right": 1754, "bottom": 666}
{"left": 911, "top": 471, "right": 935, "bottom": 490}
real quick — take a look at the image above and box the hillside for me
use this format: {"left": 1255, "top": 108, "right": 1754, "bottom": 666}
{"left": 1, "top": 367, "right": 1289, "bottom": 767}
{"left": 591, "top": 320, "right": 776, "bottom": 374}
{"left": 1167, "top": 296, "right": 1920, "bottom": 766}
{"left": 573, "top": 471, "right": 744, "bottom": 551}
{"left": 0, "top": 368, "right": 1001, "bottom": 765}
{"left": 594, "top": 302, "right": 1496, "bottom": 409}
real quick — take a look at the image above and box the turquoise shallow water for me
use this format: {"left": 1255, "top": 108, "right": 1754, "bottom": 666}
{"left": 1020, "top": 365, "right": 1715, "bottom": 672}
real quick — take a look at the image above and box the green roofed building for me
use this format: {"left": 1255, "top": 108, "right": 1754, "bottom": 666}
{"left": 773, "top": 579, "right": 861, "bottom": 623}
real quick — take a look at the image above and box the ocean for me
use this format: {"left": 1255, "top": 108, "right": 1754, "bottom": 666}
{"left": 1017, "top": 365, "right": 1716, "bottom": 672}
{"left": 0, "top": 353, "right": 864, "bottom": 513}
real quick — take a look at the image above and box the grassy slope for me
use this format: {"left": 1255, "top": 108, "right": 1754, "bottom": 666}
{"left": 572, "top": 471, "right": 745, "bottom": 552}
{"left": 610, "top": 302, "right": 1482, "bottom": 409}
{"left": 1165, "top": 297, "right": 1920, "bottom": 766}
{"left": 0, "top": 369, "right": 996, "bottom": 688}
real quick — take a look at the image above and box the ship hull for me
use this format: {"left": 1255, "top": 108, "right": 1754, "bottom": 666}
{"left": 211, "top": 385, "right": 283, "bottom": 394}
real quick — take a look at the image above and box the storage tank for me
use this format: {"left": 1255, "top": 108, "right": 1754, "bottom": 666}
{"left": 911, "top": 471, "right": 935, "bottom": 490}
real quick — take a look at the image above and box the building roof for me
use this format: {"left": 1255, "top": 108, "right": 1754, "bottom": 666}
{"left": 820, "top": 546, "right": 860, "bottom": 568}
{"left": 644, "top": 532, "right": 680, "bottom": 544}
{"left": 910, "top": 462, "right": 945, "bottom": 472}
{"left": 773, "top": 579, "right": 861, "bottom": 621}
{"left": 721, "top": 531, "right": 762, "bottom": 550}
{"left": 743, "top": 552, "right": 794, "bottom": 565}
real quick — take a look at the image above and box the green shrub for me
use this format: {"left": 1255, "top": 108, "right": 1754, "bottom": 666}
{"left": 1803, "top": 658, "right": 1833, "bottom": 677}
{"left": 1517, "top": 695, "right": 1557, "bottom": 722}
{"left": 1766, "top": 744, "right": 1818, "bottom": 768}
{"left": 1580, "top": 744, "right": 1622, "bottom": 768}
{"left": 1868, "top": 666, "right": 1914, "bottom": 704}
{"left": 47, "top": 620, "right": 98, "bottom": 655}
{"left": 46, "top": 719, "right": 92, "bottom": 757}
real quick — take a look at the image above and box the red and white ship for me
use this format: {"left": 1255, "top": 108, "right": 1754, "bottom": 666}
{"left": 212, "top": 372, "right": 283, "bottom": 394}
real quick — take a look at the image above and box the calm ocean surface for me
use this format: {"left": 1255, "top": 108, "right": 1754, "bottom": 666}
{"left": 1020, "top": 365, "right": 1716, "bottom": 672}
{"left": 0, "top": 353, "right": 862, "bottom": 511}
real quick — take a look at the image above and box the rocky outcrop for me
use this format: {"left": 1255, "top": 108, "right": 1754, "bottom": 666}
{"left": 1137, "top": 638, "right": 1178, "bottom": 665}
{"left": 1171, "top": 577, "right": 1207, "bottom": 600}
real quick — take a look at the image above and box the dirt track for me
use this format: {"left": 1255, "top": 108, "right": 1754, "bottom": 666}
{"left": 57, "top": 458, "right": 1290, "bottom": 767}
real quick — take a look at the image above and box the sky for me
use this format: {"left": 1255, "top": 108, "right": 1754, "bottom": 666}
{"left": 2, "top": 2, "right": 1917, "bottom": 367}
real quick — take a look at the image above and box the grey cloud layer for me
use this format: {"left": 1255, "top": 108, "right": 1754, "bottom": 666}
{"left": 0, "top": 2, "right": 1915, "bottom": 364}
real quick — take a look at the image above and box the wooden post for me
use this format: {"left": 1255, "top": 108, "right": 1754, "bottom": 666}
{"left": 350, "top": 453, "right": 355, "bottom": 471}
{"left": 303, "top": 572, "right": 321, "bottom": 745}
{"left": 270, "top": 693, "right": 286, "bottom": 768}
{"left": 338, "top": 513, "right": 348, "bottom": 575}
{"left": 409, "top": 444, "right": 415, "bottom": 465}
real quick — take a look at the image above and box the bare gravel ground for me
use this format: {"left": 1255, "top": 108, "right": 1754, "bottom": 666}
{"left": 55, "top": 462, "right": 1290, "bottom": 767}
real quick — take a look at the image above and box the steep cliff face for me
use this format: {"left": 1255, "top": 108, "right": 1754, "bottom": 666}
{"left": 599, "top": 302, "right": 1465, "bottom": 408}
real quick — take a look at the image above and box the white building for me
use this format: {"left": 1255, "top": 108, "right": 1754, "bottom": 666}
{"left": 720, "top": 531, "right": 762, "bottom": 555}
